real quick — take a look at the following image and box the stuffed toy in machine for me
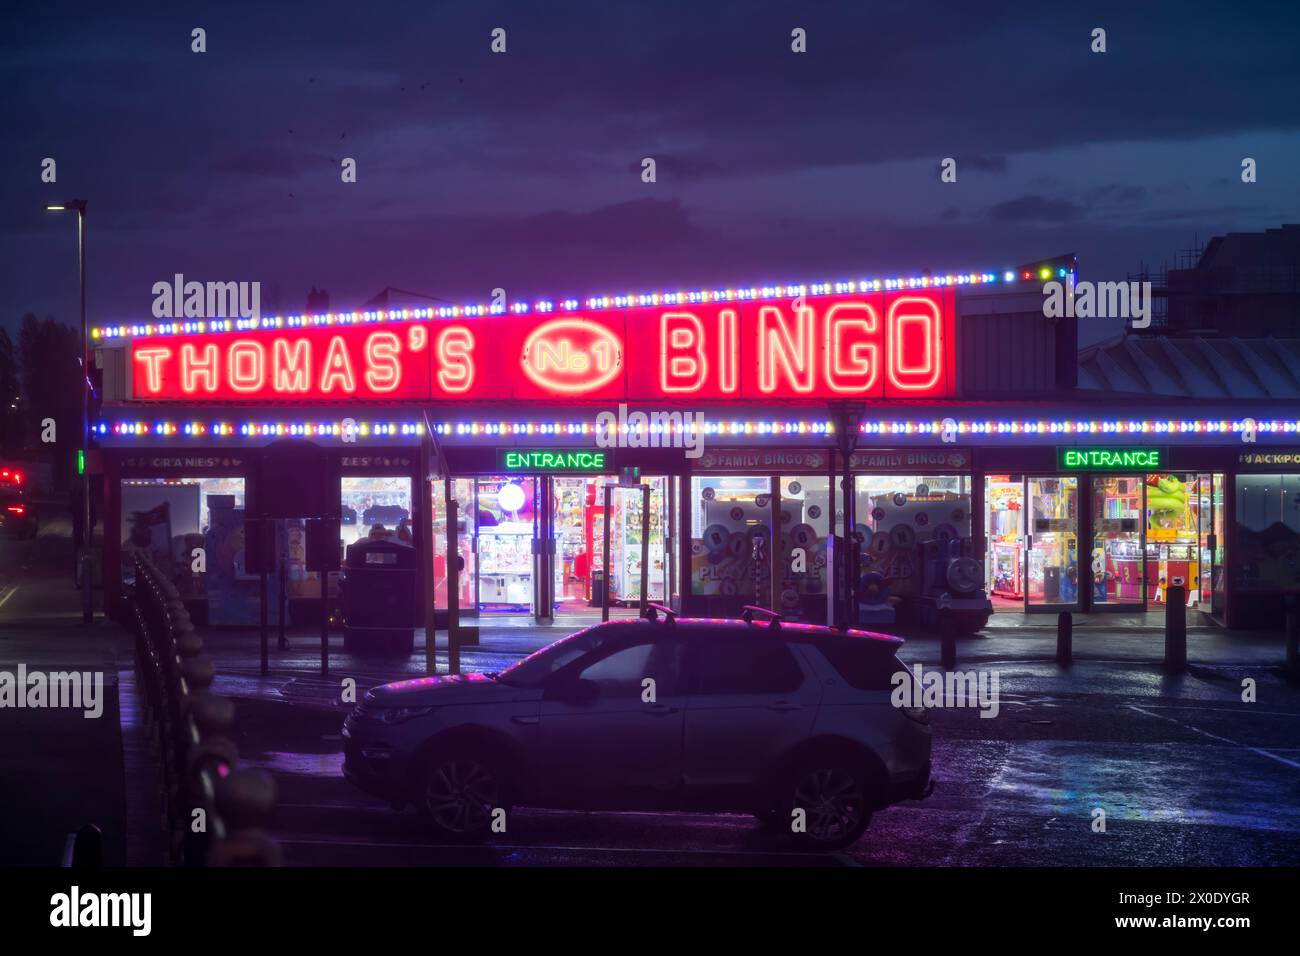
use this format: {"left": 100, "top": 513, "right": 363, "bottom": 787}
{"left": 1146, "top": 474, "right": 1186, "bottom": 529}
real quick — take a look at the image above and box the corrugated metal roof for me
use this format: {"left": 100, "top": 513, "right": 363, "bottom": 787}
{"left": 1078, "top": 336, "right": 1300, "bottom": 398}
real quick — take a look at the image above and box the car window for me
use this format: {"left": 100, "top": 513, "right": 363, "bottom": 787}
{"left": 684, "top": 632, "right": 804, "bottom": 695}
{"left": 814, "top": 639, "right": 901, "bottom": 691}
{"left": 577, "top": 642, "right": 655, "bottom": 697}
{"left": 496, "top": 625, "right": 608, "bottom": 687}
{"left": 575, "top": 637, "right": 683, "bottom": 699}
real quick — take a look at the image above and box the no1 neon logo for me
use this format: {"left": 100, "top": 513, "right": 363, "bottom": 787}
{"left": 520, "top": 319, "right": 623, "bottom": 394}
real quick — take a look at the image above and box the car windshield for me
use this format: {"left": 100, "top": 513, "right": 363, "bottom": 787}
{"left": 495, "top": 625, "right": 608, "bottom": 688}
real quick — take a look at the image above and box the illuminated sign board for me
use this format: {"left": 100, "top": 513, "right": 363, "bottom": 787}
{"left": 1238, "top": 450, "right": 1300, "bottom": 468}
{"left": 499, "top": 449, "right": 610, "bottom": 472}
{"left": 126, "top": 290, "right": 956, "bottom": 402}
{"left": 1057, "top": 447, "right": 1164, "bottom": 470}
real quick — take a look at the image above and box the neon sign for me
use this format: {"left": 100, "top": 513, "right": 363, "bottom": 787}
{"left": 1058, "top": 447, "right": 1164, "bottom": 470}
{"left": 128, "top": 290, "right": 955, "bottom": 402}
{"left": 500, "top": 449, "right": 609, "bottom": 472}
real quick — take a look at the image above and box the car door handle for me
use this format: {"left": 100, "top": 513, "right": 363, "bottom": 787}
{"left": 765, "top": 701, "right": 803, "bottom": 711}
{"left": 511, "top": 715, "right": 540, "bottom": 725}
{"left": 644, "top": 705, "right": 679, "bottom": 716}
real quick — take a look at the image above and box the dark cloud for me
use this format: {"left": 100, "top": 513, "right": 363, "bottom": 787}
{"left": 2, "top": 0, "right": 1299, "bottom": 328}
{"left": 987, "top": 195, "right": 1084, "bottom": 223}
{"left": 963, "top": 155, "right": 1009, "bottom": 174}
{"left": 1088, "top": 184, "right": 1148, "bottom": 205}
{"left": 626, "top": 155, "right": 731, "bottom": 182}
{"left": 487, "top": 198, "right": 702, "bottom": 251}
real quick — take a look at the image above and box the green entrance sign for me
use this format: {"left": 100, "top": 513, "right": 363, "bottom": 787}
{"left": 1057, "top": 447, "right": 1163, "bottom": 470}
{"left": 499, "top": 449, "right": 610, "bottom": 473}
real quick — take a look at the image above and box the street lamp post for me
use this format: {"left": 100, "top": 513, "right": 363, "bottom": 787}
{"left": 47, "top": 200, "right": 93, "bottom": 624}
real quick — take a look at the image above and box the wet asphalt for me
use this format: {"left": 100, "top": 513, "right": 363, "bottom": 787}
{"left": 3, "top": 519, "right": 1298, "bottom": 867}
{"left": 226, "top": 658, "right": 1300, "bottom": 867}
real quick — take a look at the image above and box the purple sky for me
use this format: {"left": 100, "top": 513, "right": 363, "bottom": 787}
{"left": 3, "top": 0, "right": 1299, "bottom": 345}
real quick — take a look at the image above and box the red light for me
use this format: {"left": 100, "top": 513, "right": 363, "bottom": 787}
{"left": 6, "top": 505, "right": 24, "bottom": 515}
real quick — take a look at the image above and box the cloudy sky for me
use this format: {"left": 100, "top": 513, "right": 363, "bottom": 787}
{"left": 3, "top": 0, "right": 1298, "bottom": 342}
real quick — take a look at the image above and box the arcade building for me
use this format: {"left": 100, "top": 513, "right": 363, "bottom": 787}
{"left": 88, "top": 254, "right": 1300, "bottom": 633}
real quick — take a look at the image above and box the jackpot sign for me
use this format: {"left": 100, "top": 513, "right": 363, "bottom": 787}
{"left": 128, "top": 290, "right": 956, "bottom": 402}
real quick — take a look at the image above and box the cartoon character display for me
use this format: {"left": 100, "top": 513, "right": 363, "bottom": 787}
{"left": 1146, "top": 474, "right": 1187, "bottom": 529}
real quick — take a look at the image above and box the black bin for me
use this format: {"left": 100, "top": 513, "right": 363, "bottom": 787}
{"left": 341, "top": 537, "right": 417, "bottom": 656}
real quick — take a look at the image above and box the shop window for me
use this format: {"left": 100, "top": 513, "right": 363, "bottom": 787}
{"left": 690, "top": 476, "right": 773, "bottom": 602}
{"left": 341, "top": 476, "right": 414, "bottom": 550}
{"left": 120, "top": 477, "right": 247, "bottom": 614}
{"left": 776, "top": 476, "right": 831, "bottom": 619}
{"left": 1026, "top": 476, "right": 1078, "bottom": 607}
{"left": 283, "top": 475, "right": 416, "bottom": 604}
{"left": 1234, "top": 474, "right": 1300, "bottom": 593}
{"left": 1204, "top": 474, "right": 1226, "bottom": 612}
{"left": 1144, "top": 473, "right": 1200, "bottom": 604}
{"left": 1090, "top": 476, "right": 1144, "bottom": 605}
{"left": 854, "top": 474, "right": 971, "bottom": 605}
{"left": 985, "top": 475, "right": 1023, "bottom": 606}
{"left": 432, "top": 478, "right": 476, "bottom": 612}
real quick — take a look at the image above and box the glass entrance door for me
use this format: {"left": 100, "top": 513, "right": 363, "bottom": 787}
{"left": 1196, "top": 472, "right": 1226, "bottom": 616}
{"left": 985, "top": 475, "right": 1025, "bottom": 611}
{"left": 1025, "top": 476, "right": 1080, "bottom": 610}
{"left": 1090, "top": 475, "right": 1145, "bottom": 608}
{"left": 551, "top": 475, "right": 671, "bottom": 619}
{"left": 475, "top": 475, "right": 538, "bottom": 615}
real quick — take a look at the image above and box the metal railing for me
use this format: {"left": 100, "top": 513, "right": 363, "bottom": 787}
{"left": 128, "top": 553, "right": 281, "bottom": 865}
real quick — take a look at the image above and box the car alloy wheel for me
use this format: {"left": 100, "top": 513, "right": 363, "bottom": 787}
{"left": 423, "top": 759, "right": 499, "bottom": 838}
{"left": 792, "top": 767, "right": 867, "bottom": 847}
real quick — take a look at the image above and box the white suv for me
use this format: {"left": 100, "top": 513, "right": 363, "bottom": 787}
{"left": 343, "top": 606, "right": 933, "bottom": 850}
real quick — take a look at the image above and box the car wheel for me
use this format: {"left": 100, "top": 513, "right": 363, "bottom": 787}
{"left": 785, "top": 759, "right": 871, "bottom": 851}
{"left": 419, "top": 749, "right": 504, "bottom": 843}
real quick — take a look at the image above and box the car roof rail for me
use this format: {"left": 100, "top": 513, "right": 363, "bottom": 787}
{"left": 642, "top": 603, "right": 677, "bottom": 625}
{"left": 741, "top": 605, "right": 783, "bottom": 629}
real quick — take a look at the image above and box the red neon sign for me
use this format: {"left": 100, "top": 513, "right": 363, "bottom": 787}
{"left": 127, "top": 290, "right": 955, "bottom": 401}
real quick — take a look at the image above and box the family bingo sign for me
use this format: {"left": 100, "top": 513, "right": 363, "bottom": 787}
{"left": 127, "top": 290, "right": 956, "bottom": 402}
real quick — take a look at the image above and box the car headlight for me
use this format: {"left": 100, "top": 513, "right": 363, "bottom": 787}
{"left": 374, "top": 705, "right": 435, "bottom": 725}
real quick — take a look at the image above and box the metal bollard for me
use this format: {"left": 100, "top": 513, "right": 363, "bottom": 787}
{"left": 207, "top": 829, "right": 283, "bottom": 867}
{"left": 214, "top": 768, "right": 278, "bottom": 832}
{"left": 939, "top": 611, "right": 957, "bottom": 670}
{"left": 180, "top": 654, "right": 216, "bottom": 692}
{"left": 1164, "top": 584, "right": 1187, "bottom": 672}
{"left": 1056, "top": 611, "right": 1072, "bottom": 666}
